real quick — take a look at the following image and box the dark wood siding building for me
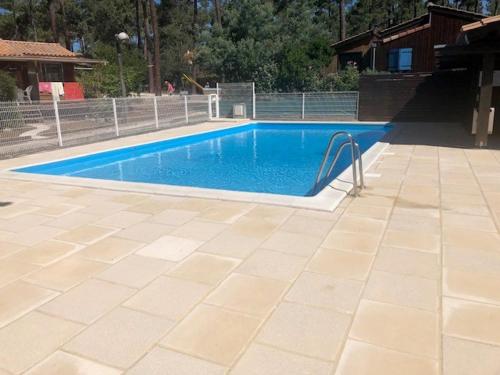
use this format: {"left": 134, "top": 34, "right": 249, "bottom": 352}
{"left": 331, "top": 4, "right": 484, "bottom": 73}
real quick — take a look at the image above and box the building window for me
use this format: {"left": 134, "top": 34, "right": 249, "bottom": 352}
{"left": 388, "top": 48, "right": 413, "bottom": 72}
{"left": 339, "top": 52, "right": 363, "bottom": 71}
{"left": 42, "top": 63, "right": 64, "bottom": 81}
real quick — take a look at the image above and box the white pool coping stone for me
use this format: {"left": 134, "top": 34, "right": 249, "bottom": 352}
{"left": 1, "top": 120, "right": 392, "bottom": 212}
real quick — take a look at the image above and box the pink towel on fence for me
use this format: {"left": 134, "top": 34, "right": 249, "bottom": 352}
{"left": 38, "top": 82, "right": 52, "bottom": 93}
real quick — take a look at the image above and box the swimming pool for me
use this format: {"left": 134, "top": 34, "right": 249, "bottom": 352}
{"left": 14, "top": 122, "right": 391, "bottom": 197}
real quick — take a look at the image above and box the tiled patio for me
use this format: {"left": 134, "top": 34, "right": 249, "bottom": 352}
{"left": 0, "top": 121, "right": 499, "bottom": 374}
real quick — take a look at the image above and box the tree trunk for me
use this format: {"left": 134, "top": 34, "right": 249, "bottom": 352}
{"left": 338, "top": 0, "right": 346, "bottom": 41}
{"left": 59, "top": 0, "right": 71, "bottom": 50}
{"left": 29, "top": 0, "right": 38, "bottom": 41}
{"left": 214, "top": 0, "right": 222, "bottom": 26}
{"left": 192, "top": 0, "right": 198, "bottom": 94}
{"left": 135, "top": 0, "right": 143, "bottom": 50}
{"left": 49, "top": 0, "right": 58, "bottom": 43}
{"left": 142, "top": 0, "right": 155, "bottom": 94}
{"left": 149, "top": 0, "right": 162, "bottom": 96}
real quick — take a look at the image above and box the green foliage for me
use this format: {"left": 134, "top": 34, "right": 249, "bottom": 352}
{"left": 77, "top": 42, "right": 147, "bottom": 98}
{"left": 0, "top": 71, "right": 17, "bottom": 101}
{"left": 321, "top": 63, "right": 360, "bottom": 91}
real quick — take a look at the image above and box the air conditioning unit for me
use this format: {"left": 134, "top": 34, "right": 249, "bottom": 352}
{"left": 233, "top": 103, "right": 246, "bottom": 118}
{"left": 472, "top": 107, "right": 495, "bottom": 135}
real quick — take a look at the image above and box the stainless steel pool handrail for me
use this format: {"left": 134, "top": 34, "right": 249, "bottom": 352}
{"left": 312, "top": 131, "right": 364, "bottom": 196}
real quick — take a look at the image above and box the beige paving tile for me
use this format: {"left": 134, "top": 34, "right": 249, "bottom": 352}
{"left": 114, "top": 222, "right": 175, "bottom": 242}
{"left": 231, "top": 343, "right": 333, "bottom": 375}
{"left": 236, "top": 249, "right": 307, "bottom": 282}
{"left": 350, "top": 300, "right": 439, "bottom": 358}
{"left": 8, "top": 240, "right": 80, "bottom": 266}
{"left": 198, "top": 231, "right": 264, "bottom": 259}
{"left": 364, "top": 270, "right": 439, "bottom": 311}
{"left": 127, "top": 197, "right": 178, "bottom": 214}
{"left": 0, "top": 214, "right": 51, "bottom": 233}
{"left": 150, "top": 208, "right": 200, "bottom": 226}
{"left": 443, "top": 297, "right": 500, "bottom": 346}
{"left": 285, "top": 272, "right": 363, "bottom": 313}
{"left": 444, "top": 268, "right": 500, "bottom": 305}
{"left": 171, "top": 220, "right": 227, "bottom": 241}
{"left": 334, "top": 216, "right": 386, "bottom": 235}
{"left": 168, "top": 252, "right": 239, "bottom": 285}
{"left": 197, "top": 202, "right": 253, "bottom": 224}
{"left": 127, "top": 347, "right": 226, "bottom": 375}
{"left": 38, "top": 279, "right": 135, "bottom": 324}
{"left": 344, "top": 204, "right": 392, "bottom": 220}
{"left": 442, "top": 212, "right": 497, "bottom": 232}
{"left": 4, "top": 225, "right": 64, "bottom": 246}
{"left": 96, "top": 255, "right": 174, "bottom": 288}
{"left": 25, "top": 351, "right": 121, "bottom": 375}
{"left": 95, "top": 211, "right": 150, "bottom": 229}
{"left": 373, "top": 246, "right": 440, "bottom": 280}
{"left": 336, "top": 339, "right": 439, "bottom": 375}
{"left": 162, "top": 304, "right": 261, "bottom": 366}
{"left": 0, "top": 281, "right": 57, "bottom": 328}
{"left": 110, "top": 193, "right": 148, "bottom": 205}
{"left": 387, "top": 213, "right": 441, "bottom": 235}
{"left": 279, "top": 215, "right": 334, "bottom": 237}
{"left": 124, "top": 276, "right": 210, "bottom": 320}
{"left": 382, "top": 230, "right": 441, "bottom": 253}
{"left": 56, "top": 225, "right": 117, "bottom": 245}
{"left": 45, "top": 212, "right": 99, "bottom": 230}
{"left": 227, "top": 216, "right": 278, "bottom": 239}
{"left": 35, "top": 203, "right": 83, "bottom": 218}
{"left": 206, "top": 273, "right": 288, "bottom": 317}
{"left": 256, "top": 301, "right": 351, "bottom": 360}
{"left": 322, "top": 230, "right": 381, "bottom": 254}
{"left": 64, "top": 307, "right": 173, "bottom": 369}
{"left": 0, "top": 311, "right": 83, "bottom": 374}
{"left": 261, "top": 231, "right": 323, "bottom": 257}
{"left": 307, "top": 248, "right": 374, "bottom": 281}
{"left": 79, "top": 202, "right": 129, "bottom": 217}
{"left": 0, "top": 203, "right": 40, "bottom": 219}
{"left": 443, "top": 228, "right": 500, "bottom": 252}
{"left": 0, "top": 240, "right": 25, "bottom": 259}
{"left": 245, "top": 205, "right": 294, "bottom": 225}
{"left": 443, "top": 336, "right": 500, "bottom": 375}
{"left": 78, "top": 236, "right": 145, "bottom": 263}
{"left": 24, "top": 256, "right": 108, "bottom": 291}
{"left": 0, "top": 258, "right": 39, "bottom": 287}
{"left": 135, "top": 235, "right": 203, "bottom": 261}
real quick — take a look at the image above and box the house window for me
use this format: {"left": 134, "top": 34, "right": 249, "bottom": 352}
{"left": 388, "top": 48, "right": 413, "bottom": 72}
{"left": 339, "top": 52, "right": 363, "bottom": 71}
{"left": 42, "top": 63, "right": 64, "bottom": 81}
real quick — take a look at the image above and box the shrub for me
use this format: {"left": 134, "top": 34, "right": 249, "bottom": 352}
{"left": 0, "top": 71, "right": 17, "bottom": 101}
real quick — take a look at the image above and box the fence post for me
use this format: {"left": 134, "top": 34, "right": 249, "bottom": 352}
{"left": 301, "top": 92, "right": 305, "bottom": 120}
{"left": 112, "top": 98, "right": 120, "bottom": 136}
{"left": 252, "top": 82, "right": 256, "bottom": 119}
{"left": 53, "top": 99, "right": 63, "bottom": 146}
{"left": 355, "top": 92, "right": 360, "bottom": 120}
{"left": 153, "top": 97, "right": 159, "bottom": 129}
{"left": 208, "top": 95, "right": 213, "bottom": 120}
{"left": 215, "top": 94, "right": 220, "bottom": 118}
{"left": 184, "top": 96, "right": 189, "bottom": 124}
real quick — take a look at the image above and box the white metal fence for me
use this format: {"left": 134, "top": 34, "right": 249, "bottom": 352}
{"left": 216, "top": 84, "right": 359, "bottom": 120}
{"left": 0, "top": 95, "right": 216, "bottom": 159}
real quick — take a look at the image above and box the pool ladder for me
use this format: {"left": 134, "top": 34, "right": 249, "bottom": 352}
{"left": 312, "top": 131, "right": 364, "bottom": 196}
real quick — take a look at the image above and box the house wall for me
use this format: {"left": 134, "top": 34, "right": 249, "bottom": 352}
{"left": 375, "top": 12, "right": 479, "bottom": 72}
{"left": 358, "top": 70, "right": 476, "bottom": 124}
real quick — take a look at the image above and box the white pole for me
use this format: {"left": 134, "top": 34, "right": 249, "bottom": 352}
{"left": 215, "top": 93, "right": 220, "bottom": 118}
{"left": 301, "top": 92, "right": 305, "bottom": 120}
{"left": 112, "top": 98, "right": 119, "bottom": 136}
{"left": 53, "top": 99, "right": 63, "bottom": 146}
{"left": 208, "top": 95, "right": 213, "bottom": 120}
{"left": 252, "top": 82, "right": 256, "bottom": 119}
{"left": 184, "top": 96, "right": 189, "bottom": 124}
{"left": 153, "top": 97, "right": 159, "bottom": 129}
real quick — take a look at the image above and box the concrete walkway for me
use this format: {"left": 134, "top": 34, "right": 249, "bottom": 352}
{"left": 0, "top": 122, "right": 499, "bottom": 374}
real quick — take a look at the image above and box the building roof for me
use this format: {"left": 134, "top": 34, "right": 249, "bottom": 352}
{"left": 332, "top": 3, "right": 485, "bottom": 51}
{"left": 0, "top": 39, "right": 102, "bottom": 64}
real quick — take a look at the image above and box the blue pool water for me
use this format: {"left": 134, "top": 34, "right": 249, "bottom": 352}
{"left": 15, "top": 122, "right": 391, "bottom": 197}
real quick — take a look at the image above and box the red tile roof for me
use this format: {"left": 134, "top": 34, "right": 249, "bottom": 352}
{"left": 0, "top": 39, "right": 76, "bottom": 58}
